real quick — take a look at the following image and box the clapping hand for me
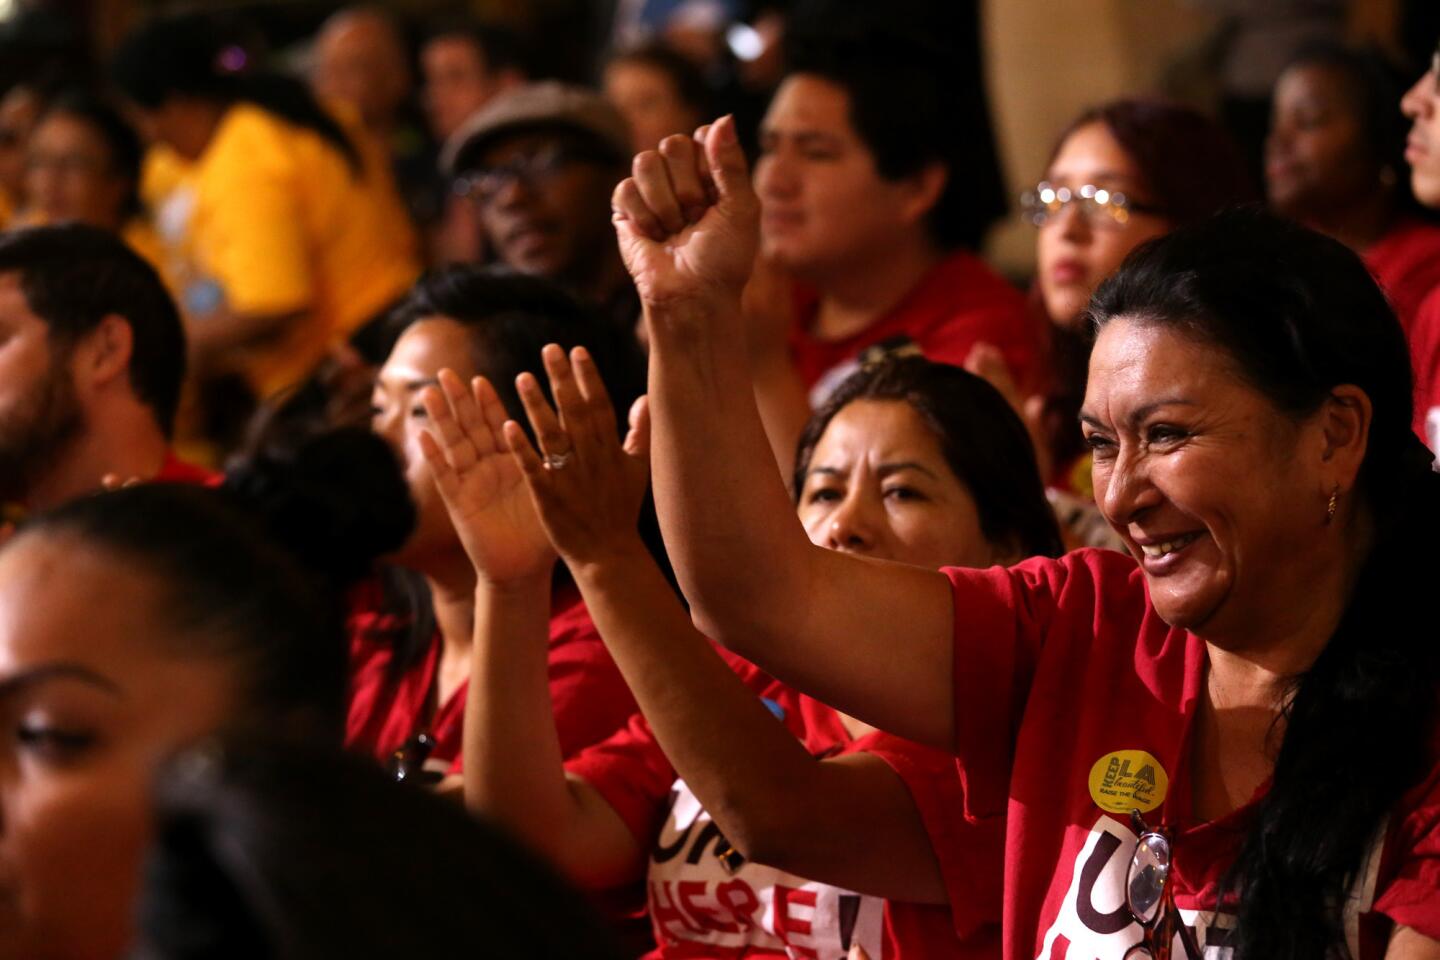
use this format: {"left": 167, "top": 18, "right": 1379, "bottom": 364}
{"left": 418, "top": 369, "right": 556, "bottom": 586}
{"left": 502, "top": 345, "right": 651, "bottom": 572}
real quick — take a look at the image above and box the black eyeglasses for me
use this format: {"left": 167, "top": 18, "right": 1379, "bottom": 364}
{"left": 1020, "top": 181, "right": 1166, "bottom": 230}
{"left": 454, "top": 144, "right": 592, "bottom": 205}
{"left": 1124, "top": 809, "right": 1202, "bottom": 960}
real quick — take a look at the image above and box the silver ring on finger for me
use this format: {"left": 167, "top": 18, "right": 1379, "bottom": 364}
{"left": 542, "top": 450, "right": 574, "bottom": 470}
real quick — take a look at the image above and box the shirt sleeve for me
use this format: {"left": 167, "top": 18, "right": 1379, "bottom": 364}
{"left": 1372, "top": 763, "right": 1440, "bottom": 942}
{"left": 197, "top": 112, "right": 314, "bottom": 317}
{"left": 861, "top": 732, "right": 1004, "bottom": 940}
{"left": 945, "top": 553, "right": 1102, "bottom": 818}
{"left": 565, "top": 712, "right": 678, "bottom": 848}
{"left": 547, "top": 606, "right": 641, "bottom": 760}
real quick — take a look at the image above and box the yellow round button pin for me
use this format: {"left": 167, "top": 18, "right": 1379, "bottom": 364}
{"left": 1088, "top": 749, "right": 1169, "bottom": 814}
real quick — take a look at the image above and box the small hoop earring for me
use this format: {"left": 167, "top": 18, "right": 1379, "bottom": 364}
{"left": 1326, "top": 485, "right": 1340, "bottom": 524}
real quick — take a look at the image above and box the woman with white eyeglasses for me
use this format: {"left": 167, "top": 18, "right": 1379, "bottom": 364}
{"left": 968, "top": 102, "right": 1255, "bottom": 548}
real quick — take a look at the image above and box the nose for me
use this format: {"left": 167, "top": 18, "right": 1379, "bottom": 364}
{"left": 1402, "top": 71, "right": 1433, "bottom": 120}
{"left": 754, "top": 152, "right": 798, "bottom": 202}
{"left": 1052, "top": 200, "right": 1091, "bottom": 243}
{"left": 1096, "top": 444, "right": 1161, "bottom": 529}
{"left": 823, "top": 490, "right": 878, "bottom": 553}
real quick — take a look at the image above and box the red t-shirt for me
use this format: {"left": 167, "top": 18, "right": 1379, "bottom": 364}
{"left": 789, "top": 250, "right": 1034, "bottom": 407}
{"left": 1363, "top": 217, "right": 1440, "bottom": 335}
{"left": 944, "top": 549, "right": 1440, "bottom": 960}
{"left": 566, "top": 649, "right": 1003, "bottom": 960}
{"left": 154, "top": 449, "right": 222, "bottom": 486}
{"left": 1409, "top": 288, "right": 1440, "bottom": 450}
{"left": 343, "top": 576, "right": 638, "bottom": 776}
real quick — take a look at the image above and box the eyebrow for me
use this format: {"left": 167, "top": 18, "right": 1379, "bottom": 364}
{"left": 375, "top": 376, "right": 440, "bottom": 394}
{"left": 0, "top": 662, "right": 124, "bottom": 700}
{"left": 806, "top": 461, "right": 941, "bottom": 481}
{"left": 1078, "top": 398, "right": 1198, "bottom": 431}
{"left": 761, "top": 128, "right": 846, "bottom": 149}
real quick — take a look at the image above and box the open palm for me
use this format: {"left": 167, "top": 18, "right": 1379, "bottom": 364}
{"left": 419, "top": 369, "right": 556, "bottom": 585}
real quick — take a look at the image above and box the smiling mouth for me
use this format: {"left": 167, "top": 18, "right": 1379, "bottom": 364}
{"left": 1138, "top": 532, "right": 1201, "bottom": 559}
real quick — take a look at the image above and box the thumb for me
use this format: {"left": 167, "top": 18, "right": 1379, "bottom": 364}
{"left": 623, "top": 395, "right": 651, "bottom": 463}
{"left": 848, "top": 944, "right": 873, "bottom": 960}
{"left": 704, "top": 115, "right": 754, "bottom": 212}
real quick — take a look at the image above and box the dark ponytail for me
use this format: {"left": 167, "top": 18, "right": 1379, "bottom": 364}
{"left": 111, "top": 12, "right": 363, "bottom": 175}
{"left": 1089, "top": 206, "right": 1440, "bottom": 959}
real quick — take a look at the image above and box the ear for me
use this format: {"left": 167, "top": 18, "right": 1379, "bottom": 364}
{"left": 896, "top": 161, "right": 949, "bottom": 228}
{"left": 1316, "top": 383, "right": 1371, "bottom": 493}
{"left": 75, "top": 314, "right": 135, "bottom": 393}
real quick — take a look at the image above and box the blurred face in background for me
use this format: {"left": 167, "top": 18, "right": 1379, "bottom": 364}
{"left": 25, "top": 112, "right": 131, "bottom": 230}
{"left": 1266, "top": 63, "right": 1383, "bottom": 222}
{"left": 371, "top": 317, "right": 476, "bottom": 568}
{"left": 1401, "top": 50, "right": 1440, "bottom": 208}
{"left": 754, "top": 74, "right": 942, "bottom": 284}
{"left": 0, "top": 88, "right": 43, "bottom": 209}
{"left": 1035, "top": 121, "right": 1170, "bottom": 329}
{"left": 312, "top": 11, "right": 411, "bottom": 132}
{"left": 423, "top": 35, "right": 518, "bottom": 142}
{"left": 604, "top": 59, "right": 702, "bottom": 153}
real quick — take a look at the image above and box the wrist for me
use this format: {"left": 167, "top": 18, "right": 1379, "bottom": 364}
{"left": 564, "top": 537, "right": 653, "bottom": 585}
{"left": 474, "top": 566, "right": 554, "bottom": 601}
{"left": 643, "top": 294, "right": 744, "bottom": 342}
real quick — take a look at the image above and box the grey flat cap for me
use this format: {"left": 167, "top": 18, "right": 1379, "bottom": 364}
{"left": 441, "top": 81, "right": 632, "bottom": 176}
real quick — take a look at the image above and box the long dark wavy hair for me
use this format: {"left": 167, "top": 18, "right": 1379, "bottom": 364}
{"left": 1088, "top": 206, "right": 1440, "bottom": 959}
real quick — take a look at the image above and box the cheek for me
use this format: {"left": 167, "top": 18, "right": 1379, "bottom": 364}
{"left": 5, "top": 760, "right": 153, "bottom": 957}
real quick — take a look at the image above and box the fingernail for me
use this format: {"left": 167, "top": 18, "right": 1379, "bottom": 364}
{"left": 719, "top": 115, "right": 737, "bottom": 145}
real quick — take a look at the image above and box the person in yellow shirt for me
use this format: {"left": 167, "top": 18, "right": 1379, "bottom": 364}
{"left": 111, "top": 12, "right": 420, "bottom": 447}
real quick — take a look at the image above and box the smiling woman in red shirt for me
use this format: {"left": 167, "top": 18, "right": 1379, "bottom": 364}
{"left": 613, "top": 119, "right": 1440, "bottom": 960}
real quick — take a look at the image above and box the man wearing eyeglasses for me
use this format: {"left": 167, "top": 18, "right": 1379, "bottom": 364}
{"left": 1399, "top": 41, "right": 1440, "bottom": 454}
{"left": 441, "top": 83, "right": 639, "bottom": 335}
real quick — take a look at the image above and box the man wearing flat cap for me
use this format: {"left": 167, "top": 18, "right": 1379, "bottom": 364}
{"left": 443, "top": 81, "right": 639, "bottom": 333}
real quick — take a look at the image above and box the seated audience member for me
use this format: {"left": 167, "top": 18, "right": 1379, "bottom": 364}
{"left": 17, "top": 90, "right": 166, "bottom": 275}
{"left": 311, "top": 6, "right": 437, "bottom": 234}
{"left": 1398, "top": 41, "right": 1440, "bottom": 450}
{"left": 0, "top": 481, "right": 365, "bottom": 960}
{"left": 420, "top": 18, "right": 528, "bottom": 265}
{"left": 736, "top": 28, "right": 1033, "bottom": 469}
{"left": 131, "top": 734, "right": 624, "bottom": 960}
{"left": 975, "top": 100, "right": 1253, "bottom": 547}
{"left": 0, "top": 81, "right": 48, "bottom": 225}
{"left": 110, "top": 12, "right": 419, "bottom": 444}
{"left": 425, "top": 352, "right": 1060, "bottom": 957}
{"left": 1267, "top": 43, "right": 1440, "bottom": 332}
{"left": 352, "top": 266, "right": 644, "bottom": 778}
{"left": 617, "top": 120, "right": 1440, "bottom": 960}
{"left": 604, "top": 43, "right": 712, "bottom": 154}
{"left": 0, "top": 225, "right": 210, "bottom": 519}
{"left": 442, "top": 83, "right": 641, "bottom": 332}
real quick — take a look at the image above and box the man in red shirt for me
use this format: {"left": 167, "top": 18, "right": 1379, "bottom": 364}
{"left": 0, "top": 224, "right": 208, "bottom": 518}
{"left": 742, "top": 25, "right": 1032, "bottom": 468}
{"left": 1401, "top": 39, "right": 1440, "bottom": 451}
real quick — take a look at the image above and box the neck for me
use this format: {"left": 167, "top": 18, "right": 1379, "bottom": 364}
{"left": 807, "top": 234, "right": 945, "bottom": 341}
{"left": 25, "top": 405, "right": 169, "bottom": 512}
{"left": 423, "top": 554, "right": 478, "bottom": 657}
{"left": 1304, "top": 193, "right": 1397, "bottom": 253}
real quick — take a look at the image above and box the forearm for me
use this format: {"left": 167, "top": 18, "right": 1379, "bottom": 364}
{"left": 644, "top": 296, "right": 818, "bottom": 642}
{"left": 187, "top": 307, "right": 300, "bottom": 371}
{"left": 749, "top": 350, "right": 813, "bottom": 483}
{"left": 574, "top": 552, "right": 949, "bottom": 903}
{"left": 463, "top": 575, "right": 642, "bottom": 887}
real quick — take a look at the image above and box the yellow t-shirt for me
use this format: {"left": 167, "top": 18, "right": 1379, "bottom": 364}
{"left": 184, "top": 102, "right": 419, "bottom": 398}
